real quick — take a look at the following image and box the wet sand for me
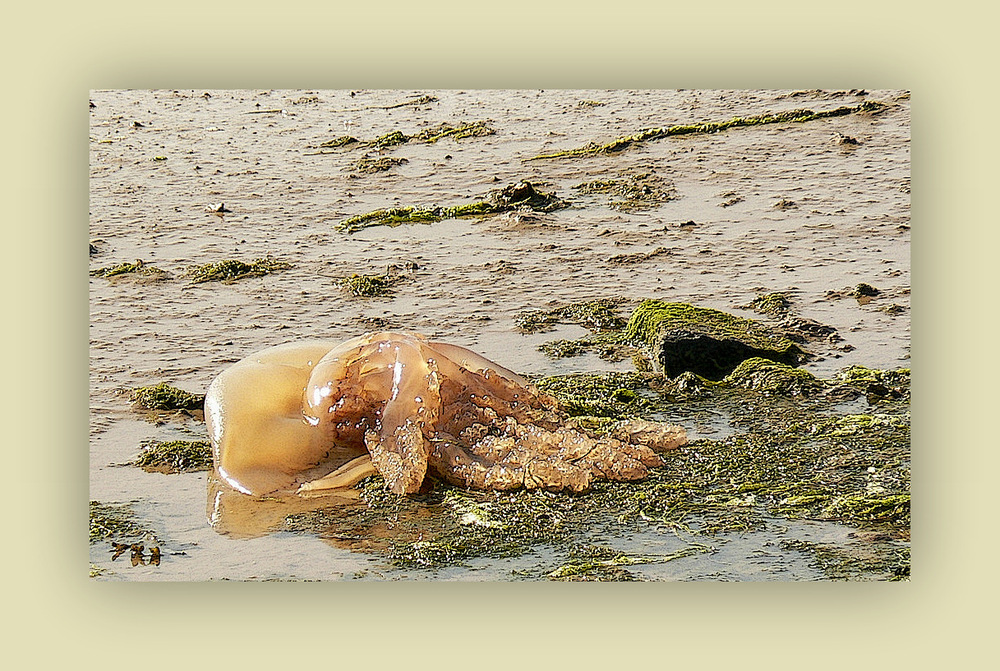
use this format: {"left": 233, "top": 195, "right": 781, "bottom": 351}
{"left": 89, "top": 89, "right": 909, "bottom": 581}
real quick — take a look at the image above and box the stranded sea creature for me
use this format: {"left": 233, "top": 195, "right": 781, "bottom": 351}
{"left": 205, "top": 332, "right": 686, "bottom": 496}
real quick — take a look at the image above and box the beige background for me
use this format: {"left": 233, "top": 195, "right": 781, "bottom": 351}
{"left": 5, "top": 0, "right": 995, "bottom": 667}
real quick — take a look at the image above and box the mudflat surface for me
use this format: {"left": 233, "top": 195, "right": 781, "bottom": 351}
{"left": 89, "top": 89, "right": 910, "bottom": 581}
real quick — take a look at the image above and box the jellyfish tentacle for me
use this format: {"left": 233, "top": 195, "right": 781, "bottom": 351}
{"left": 360, "top": 334, "right": 442, "bottom": 494}
{"left": 297, "top": 454, "right": 377, "bottom": 494}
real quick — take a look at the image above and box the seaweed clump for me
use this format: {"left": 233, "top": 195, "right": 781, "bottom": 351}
{"left": 582, "top": 407, "right": 909, "bottom": 538}
{"left": 89, "top": 501, "right": 152, "bottom": 543}
{"left": 337, "top": 181, "right": 567, "bottom": 233}
{"left": 317, "top": 135, "right": 359, "bottom": 149}
{"left": 274, "top": 362, "right": 908, "bottom": 578}
{"left": 607, "top": 247, "right": 671, "bottom": 266}
{"left": 130, "top": 382, "right": 205, "bottom": 411}
{"left": 385, "top": 487, "right": 572, "bottom": 568}
{"left": 342, "top": 272, "right": 399, "bottom": 297}
{"left": 837, "top": 366, "right": 910, "bottom": 403}
{"left": 412, "top": 121, "right": 496, "bottom": 143}
{"left": 133, "top": 439, "right": 212, "bottom": 473}
{"left": 516, "top": 298, "right": 637, "bottom": 362}
{"left": 354, "top": 156, "right": 408, "bottom": 174}
{"left": 546, "top": 544, "right": 710, "bottom": 581}
{"left": 90, "top": 260, "right": 167, "bottom": 280}
{"left": 310, "top": 120, "right": 494, "bottom": 154}
{"left": 534, "top": 371, "right": 655, "bottom": 418}
{"left": 187, "top": 257, "right": 291, "bottom": 284}
{"left": 854, "top": 283, "right": 880, "bottom": 298}
{"left": 625, "top": 300, "right": 808, "bottom": 379}
{"left": 290, "top": 478, "right": 575, "bottom": 569}
{"left": 723, "top": 357, "right": 826, "bottom": 397}
{"left": 572, "top": 172, "right": 678, "bottom": 211}
{"left": 744, "top": 292, "right": 791, "bottom": 317}
{"left": 515, "top": 298, "right": 627, "bottom": 333}
{"left": 530, "top": 100, "right": 887, "bottom": 160}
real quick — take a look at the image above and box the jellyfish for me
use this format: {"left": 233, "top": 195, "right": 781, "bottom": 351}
{"left": 205, "top": 331, "right": 686, "bottom": 496}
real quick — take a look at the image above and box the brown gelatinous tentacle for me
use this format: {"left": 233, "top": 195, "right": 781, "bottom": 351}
{"left": 365, "top": 421, "right": 430, "bottom": 495}
{"left": 363, "top": 335, "right": 441, "bottom": 494}
{"left": 427, "top": 434, "right": 500, "bottom": 489}
{"left": 425, "top": 340, "right": 529, "bottom": 386}
{"left": 611, "top": 419, "right": 688, "bottom": 453}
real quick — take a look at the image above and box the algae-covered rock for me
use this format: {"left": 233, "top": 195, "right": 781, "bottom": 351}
{"left": 723, "top": 357, "right": 825, "bottom": 396}
{"left": 625, "top": 300, "right": 808, "bottom": 380}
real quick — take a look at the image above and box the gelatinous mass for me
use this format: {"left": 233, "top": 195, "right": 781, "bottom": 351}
{"left": 205, "top": 332, "right": 687, "bottom": 496}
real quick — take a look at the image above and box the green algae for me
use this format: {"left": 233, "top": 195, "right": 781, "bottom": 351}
{"left": 723, "top": 357, "right": 826, "bottom": 397}
{"left": 130, "top": 382, "right": 205, "bottom": 411}
{"left": 310, "top": 121, "right": 495, "bottom": 155}
{"left": 745, "top": 292, "right": 791, "bottom": 317}
{"left": 276, "top": 363, "right": 908, "bottom": 576}
{"left": 534, "top": 371, "right": 656, "bottom": 418}
{"left": 837, "top": 366, "right": 910, "bottom": 403}
{"left": 342, "top": 272, "right": 402, "bottom": 297}
{"left": 372, "top": 130, "right": 409, "bottom": 149}
{"left": 355, "top": 156, "right": 408, "bottom": 174}
{"left": 89, "top": 260, "right": 166, "bottom": 279}
{"left": 338, "top": 181, "right": 566, "bottom": 233}
{"left": 339, "top": 206, "right": 447, "bottom": 231}
{"left": 626, "top": 300, "right": 799, "bottom": 354}
{"left": 516, "top": 299, "right": 640, "bottom": 365}
{"left": 607, "top": 247, "right": 671, "bottom": 266}
{"left": 514, "top": 298, "right": 627, "bottom": 333}
{"left": 377, "top": 95, "right": 438, "bottom": 109}
{"left": 530, "top": 100, "right": 887, "bottom": 160}
{"left": 538, "top": 339, "right": 588, "bottom": 358}
{"left": 187, "top": 257, "right": 292, "bottom": 284}
{"left": 824, "top": 494, "right": 910, "bottom": 525}
{"left": 133, "top": 439, "right": 212, "bottom": 473}
{"left": 780, "top": 538, "right": 910, "bottom": 581}
{"left": 539, "top": 331, "right": 635, "bottom": 362}
{"left": 822, "top": 412, "right": 910, "bottom": 437}
{"left": 546, "top": 543, "right": 711, "bottom": 581}
{"left": 412, "top": 120, "right": 496, "bottom": 143}
{"left": 317, "top": 135, "right": 358, "bottom": 149}
{"left": 355, "top": 479, "right": 573, "bottom": 568}
{"left": 89, "top": 501, "right": 152, "bottom": 543}
{"left": 625, "top": 300, "right": 808, "bottom": 379}
{"left": 572, "top": 172, "right": 678, "bottom": 211}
